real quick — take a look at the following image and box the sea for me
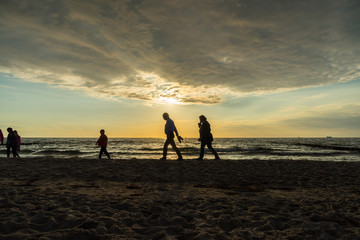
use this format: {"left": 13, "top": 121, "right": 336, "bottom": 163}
{"left": 2, "top": 138, "right": 360, "bottom": 162}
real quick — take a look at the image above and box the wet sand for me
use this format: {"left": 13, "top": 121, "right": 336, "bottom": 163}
{"left": 0, "top": 158, "right": 360, "bottom": 239}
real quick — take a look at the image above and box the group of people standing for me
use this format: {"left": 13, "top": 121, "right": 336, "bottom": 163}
{"left": 96, "top": 113, "right": 220, "bottom": 161}
{"left": 1, "top": 128, "right": 21, "bottom": 158}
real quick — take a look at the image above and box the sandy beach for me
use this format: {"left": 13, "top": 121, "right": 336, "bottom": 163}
{"left": 0, "top": 158, "right": 359, "bottom": 239}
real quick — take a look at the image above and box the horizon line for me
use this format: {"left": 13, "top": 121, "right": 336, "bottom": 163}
{"left": 18, "top": 136, "right": 359, "bottom": 139}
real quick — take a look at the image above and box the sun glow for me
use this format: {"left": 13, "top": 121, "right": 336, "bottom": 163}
{"left": 156, "top": 96, "right": 183, "bottom": 105}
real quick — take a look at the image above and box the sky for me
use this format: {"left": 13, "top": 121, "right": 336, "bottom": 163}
{"left": 0, "top": 0, "right": 359, "bottom": 138}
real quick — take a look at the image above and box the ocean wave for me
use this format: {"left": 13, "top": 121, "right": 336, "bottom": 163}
{"left": 138, "top": 147, "right": 198, "bottom": 152}
{"left": 296, "top": 143, "right": 360, "bottom": 152}
{"left": 36, "top": 149, "right": 84, "bottom": 155}
{"left": 8, "top": 138, "right": 360, "bottom": 161}
{"left": 111, "top": 151, "right": 161, "bottom": 155}
{"left": 21, "top": 142, "right": 39, "bottom": 146}
{"left": 216, "top": 147, "right": 275, "bottom": 153}
{"left": 17, "top": 149, "right": 34, "bottom": 153}
{"left": 178, "top": 147, "right": 199, "bottom": 152}
{"left": 138, "top": 147, "right": 163, "bottom": 151}
{"left": 0, "top": 149, "right": 34, "bottom": 154}
{"left": 263, "top": 151, "right": 347, "bottom": 157}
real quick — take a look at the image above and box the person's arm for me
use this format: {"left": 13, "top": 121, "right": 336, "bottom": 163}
{"left": 173, "top": 124, "right": 179, "bottom": 137}
{"left": 173, "top": 122, "right": 184, "bottom": 143}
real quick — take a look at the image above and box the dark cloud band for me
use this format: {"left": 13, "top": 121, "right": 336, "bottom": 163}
{"left": 0, "top": 0, "right": 359, "bottom": 104}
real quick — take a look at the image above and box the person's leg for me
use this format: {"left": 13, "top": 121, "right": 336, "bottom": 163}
{"left": 103, "top": 147, "right": 110, "bottom": 159}
{"left": 12, "top": 147, "right": 18, "bottom": 158}
{"left": 7, "top": 147, "right": 10, "bottom": 158}
{"left": 14, "top": 147, "right": 19, "bottom": 158}
{"left": 13, "top": 146, "right": 19, "bottom": 157}
{"left": 99, "top": 147, "right": 105, "bottom": 159}
{"left": 169, "top": 139, "right": 182, "bottom": 160}
{"left": 207, "top": 141, "right": 220, "bottom": 159}
{"left": 161, "top": 138, "right": 170, "bottom": 159}
{"left": 198, "top": 142, "right": 206, "bottom": 159}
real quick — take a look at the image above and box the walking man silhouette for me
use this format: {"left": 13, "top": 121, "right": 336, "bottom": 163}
{"left": 160, "top": 113, "right": 183, "bottom": 160}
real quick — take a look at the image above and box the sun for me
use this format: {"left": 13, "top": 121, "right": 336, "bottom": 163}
{"left": 157, "top": 96, "right": 183, "bottom": 105}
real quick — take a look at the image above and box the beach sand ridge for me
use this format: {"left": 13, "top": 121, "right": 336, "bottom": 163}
{"left": 1, "top": 158, "right": 359, "bottom": 239}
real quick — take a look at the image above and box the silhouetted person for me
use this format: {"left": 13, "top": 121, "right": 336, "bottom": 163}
{"left": 6, "top": 127, "right": 18, "bottom": 158}
{"left": 96, "top": 129, "right": 110, "bottom": 159}
{"left": 197, "top": 115, "right": 220, "bottom": 160}
{"left": 13, "top": 130, "right": 21, "bottom": 158}
{"left": 0, "top": 129, "right": 3, "bottom": 144}
{"left": 160, "top": 113, "right": 183, "bottom": 160}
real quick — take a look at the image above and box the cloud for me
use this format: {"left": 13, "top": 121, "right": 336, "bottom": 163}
{"left": 0, "top": 0, "right": 359, "bottom": 104}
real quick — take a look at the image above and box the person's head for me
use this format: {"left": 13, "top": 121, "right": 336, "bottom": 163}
{"left": 100, "top": 129, "right": 105, "bottom": 134}
{"left": 199, "top": 115, "right": 207, "bottom": 123}
{"left": 7, "top": 127, "right": 13, "bottom": 133}
{"left": 163, "top": 112, "right": 169, "bottom": 120}
{"left": 14, "top": 130, "right": 18, "bottom": 135}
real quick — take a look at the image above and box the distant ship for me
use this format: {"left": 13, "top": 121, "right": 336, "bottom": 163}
{"left": 326, "top": 136, "right": 333, "bottom": 139}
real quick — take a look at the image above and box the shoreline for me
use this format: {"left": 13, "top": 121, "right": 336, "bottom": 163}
{"left": 2, "top": 155, "right": 360, "bottom": 162}
{"left": 1, "top": 158, "right": 360, "bottom": 239}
